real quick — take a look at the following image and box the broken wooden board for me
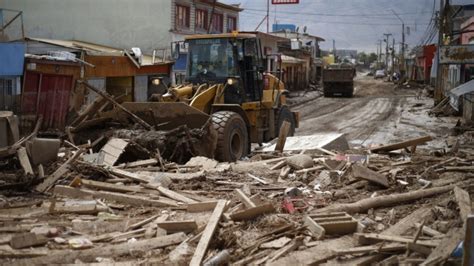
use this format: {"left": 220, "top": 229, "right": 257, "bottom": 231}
{"left": 187, "top": 201, "right": 218, "bottom": 212}
{"left": 117, "top": 158, "right": 158, "bottom": 168}
{"left": 17, "top": 232, "right": 186, "bottom": 264}
{"left": 154, "top": 186, "right": 197, "bottom": 204}
{"left": 262, "top": 133, "right": 349, "bottom": 152}
{"left": 79, "top": 179, "right": 144, "bottom": 194}
{"left": 271, "top": 207, "right": 432, "bottom": 265}
{"left": 189, "top": 200, "right": 227, "bottom": 266}
{"left": 157, "top": 220, "right": 198, "bottom": 233}
{"left": 230, "top": 203, "right": 275, "bottom": 221}
{"left": 453, "top": 186, "right": 472, "bottom": 224}
{"left": 304, "top": 215, "right": 325, "bottom": 240}
{"left": 370, "top": 135, "right": 433, "bottom": 153}
{"left": 421, "top": 227, "right": 464, "bottom": 265}
{"left": 275, "top": 120, "right": 291, "bottom": 152}
{"left": 335, "top": 243, "right": 406, "bottom": 255}
{"left": 35, "top": 149, "right": 85, "bottom": 192}
{"left": 10, "top": 233, "right": 48, "bottom": 249}
{"left": 16, "top": 147, "right": 33, "bottom": 175}
{"left": 351, "top": 164, "right": 389, "bottom": 188}
{"left": 0, "top": 244, "right": 48, "bottom": 258}
{"left": 53, "top": 185, "right": 177, "bottom": 207}
{"left": 355, "top": 233, "right": 439, "bottom": 247}
{"left": 97, "top": 138, "right": 128, "bottom": 166}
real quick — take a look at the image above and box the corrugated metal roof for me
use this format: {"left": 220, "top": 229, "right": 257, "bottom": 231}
{"left": 25, "top": 37, "right": 172, "bottom": 66}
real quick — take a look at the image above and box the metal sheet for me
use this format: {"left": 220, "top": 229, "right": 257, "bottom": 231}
{"left": 440, "top": 45, "right": 474, "bottom": 64}
{"left": 0, "top": 43, "right": 26, "bottom": 76}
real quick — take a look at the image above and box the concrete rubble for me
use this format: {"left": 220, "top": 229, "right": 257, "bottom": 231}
{"left": 0, "top": 100, "right": 473, "bottom": 265}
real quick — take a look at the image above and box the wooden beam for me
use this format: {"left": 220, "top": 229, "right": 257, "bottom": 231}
{"left": 17, "top": 233, "right": 186, "bottom": 264}
{"left": 335, "top": 243, "right": 406, "bottom": 255}
{"left": 157, "top": 220, "right": 198, "bottom": 233}
{"left": 230, "top": 203, "right": 275, "bottom": 221}
{"left": 53, "top": 185, "right": 177, "bottom": 207}
{"left": 16, "top": 147, "right": 33, "bottom": 175}
{"left": 80, "top": 179, "right": 143, "bottom": 193}
{"left": 352, "top": 164, "right": 389, "bottom": 188}
{"left": 35, "top": 149, "right": 85, "bottom": 192}
{"left": 189, "top": 200, "right": 227, "bottom": 266}
{"left": 155, "top": 186, "right": 197, "bottom": 204}
{"left": 454, "top": 186, "right": 472, "bottom": 224}
{"left": 79, "top": 80, "right": 152, "bottom": 130}
{"left": 370, "top": 135, "right": 433, "bottom": 153}
{"left": 275, "top": 120, "right": 290, "bottom": 152}
{"left": 235, "top": 189, "right": 256, "bottom": 208}
{"left": 187, "top": 201, "right": 218, "bottom": 212}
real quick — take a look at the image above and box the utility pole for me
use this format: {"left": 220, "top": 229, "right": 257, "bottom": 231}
{"left": 391, "top": 9, "right": 406, "bottom": 78}
{"left": 377, "top": 40, "right": 382, "bottom": 67}
{"left": 392, "top": 38, "right": 395, "bottom": 75}
{"left": 383, "top": 33, "right": 392, "bottom": 72}
{"left": 435, "top": 0, "right": 446, "bottom": 103}
{"left": 266, "top": 0, "right": 270, "bottom": 33}
{"left": 333, "top": 39, "right": 336, "bottom": 62}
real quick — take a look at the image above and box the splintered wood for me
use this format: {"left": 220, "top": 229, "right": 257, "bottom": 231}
{"left": 2, "top": 108, "right": 474, "bottom": 266}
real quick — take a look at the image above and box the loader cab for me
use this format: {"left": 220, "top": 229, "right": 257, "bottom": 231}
{"left": 186, "top": 35, "right": 264, "bottom": 103}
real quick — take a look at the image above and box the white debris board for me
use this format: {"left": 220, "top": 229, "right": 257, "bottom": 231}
{"left": 97, "top": 138, "right": 128, "bottom": 166}
{"left": 262, "top": 133, "right": 349, "bottom": 152}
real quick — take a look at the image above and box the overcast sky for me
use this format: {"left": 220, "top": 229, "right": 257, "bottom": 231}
{"left": 222, "top": 0, "right": 472, "bottom": 53}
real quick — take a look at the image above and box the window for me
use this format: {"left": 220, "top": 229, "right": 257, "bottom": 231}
{"left": 227, "top": 16, "right": 237, "bottom": 32}
{"left": 176, "top": 5, "right": 190, "bottom": 29}
{"left": 469, "top": 37, "right": 474, "bottom": 44}
{"left": 210, "top": 13, "right": 223, "bottom": 33}
{"left": 195, "top": 9, "right": 208, "bottom": 31}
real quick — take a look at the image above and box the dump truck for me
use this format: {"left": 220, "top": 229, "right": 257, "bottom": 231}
{"left": 322, "top": 63, "right": 356, "bottom": 97}
{"left": 142, "top": 32, "right": 299, "bottom": 162}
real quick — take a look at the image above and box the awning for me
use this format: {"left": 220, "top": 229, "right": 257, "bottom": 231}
{"left": 0, "top": 42, "right": 25, "bottom": 76}
{"left": 281, "top": 55, "right": 305, "bottom": 64}
{"left": 449, "top": 79, "right": 474, "bottom": 111}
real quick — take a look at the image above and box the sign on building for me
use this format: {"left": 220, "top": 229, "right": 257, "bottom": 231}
{"left": 272, "top": 0, "right": 299, "bottom": 4}
{"left": 440, "top": 45, "right": 474, "bottom": 64}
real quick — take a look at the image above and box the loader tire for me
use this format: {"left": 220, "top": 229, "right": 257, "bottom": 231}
{"left": 275, "top": 106, "right": 296, "bottom": 137}
{"left": 211, "top": 111, "right": 248, "bottom": 162}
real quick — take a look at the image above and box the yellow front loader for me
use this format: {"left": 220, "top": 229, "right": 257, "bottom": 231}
{"left": 130, "top": 32, "right": 299, "bottom": 161}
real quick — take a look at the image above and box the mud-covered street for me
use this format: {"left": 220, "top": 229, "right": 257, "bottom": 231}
{"left": 296, "top": 75, "right": 457, "bottom": 149}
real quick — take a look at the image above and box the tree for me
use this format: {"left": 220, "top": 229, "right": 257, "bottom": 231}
{"left": 357, "top": 52, "right": 368, "bottom": 65}
{"left": 368, "top": 53, "right": 378, "bottom": 64}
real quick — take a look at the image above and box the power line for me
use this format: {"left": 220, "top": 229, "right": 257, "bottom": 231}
{"left": 240, "top": 12, "right": 431, "bottom": 26}
{"left": 242, "top": 7, "right": 433, "bottom": 18}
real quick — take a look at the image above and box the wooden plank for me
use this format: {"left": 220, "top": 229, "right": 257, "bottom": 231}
{"left": 356, "top": 233, "right": 439, "bottom": 248}
{"left": 235, "top": 189, "right": 256, "bottom": 208}
{"left": 309, "top": 212, "right": 348, "bottom": 219}
{"left": 10, "top": 233, "right": 47, "bottom": 249}
{"left": 335, "top": 243, "right": 406, "bottom": 255}
{"left": 97, "top": 138, "right": 128, "bottom": 166}
{"left": 17, "top": 232, "right": 186, "bottom": 264}
{"left": 421, "top": 227, "right": 464, "bottom": 265}
{"left": 187, "top": 201, "right": 218, "bottom": 212}
{"left": 247, "top": 173, "right": 269, "bottom": 185}
{"left": 319, "top": 220, "right": 358, "bottom": 235}
{"left": 35, "top": 149, "right": 85, "bottom": 192}
{"left": 80, "top": 179, "right": 142, "bottom": 193}
{"left": 370, "top": 135, "right": 433, "bottom": 153}
{"left": 109, "top": 168, "right": 151, "bottom": 183}
{"left": 52, "top": 203, "right": 105, "bottom": 215}
{"left": 0, "top": 245, "right": 48, "bottom": 258}
{"left": 303, "top": 215, "right": 325, "bottom": 240}
{"left": 125, "top": 214, "right": 159, "bottom": 231}
{"left": 230, "top": 203, "right": 275, "bottom": 221}
{"left": 156, "top": 220, "right": 198, "bottom": 233}
{"left": 155, "top": 186, "right": 197, "bottom": 204}
{"left": 407, "top": 242, "right": 432, "bottom": 256}
{"left": 351, "top": 164, "right": 389, "bottom": 188}
{"left": 53, "top": 185, "right": 177, "bottom": 207}
{"left": 454, "top": 186, "right": 472, "bottom": 223}
{"left": 118, "top": 158, "right": 158, "bottom": 168}
{"left": 414, "top": 223, "right": 444, "bottom": 237}
{"left": 189, "top": 200, "right": 227, "bottom": 266}
{"left": 274, "top": 120, "right": 290, "bottom": 152}
{"left": 16, "top": 147, "right": 33, "bottom": 175}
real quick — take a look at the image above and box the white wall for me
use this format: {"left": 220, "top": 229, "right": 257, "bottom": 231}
{"left": 1, "top": 0, "right": 173, "bottom": 54}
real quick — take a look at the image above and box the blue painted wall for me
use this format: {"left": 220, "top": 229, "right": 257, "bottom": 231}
{"left": 0, "top": 42, "right": 26, "bottom": 76}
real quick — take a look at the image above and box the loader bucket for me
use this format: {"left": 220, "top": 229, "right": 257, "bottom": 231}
{"left": 118, "top": 102, "right": 210, "bottom": 130}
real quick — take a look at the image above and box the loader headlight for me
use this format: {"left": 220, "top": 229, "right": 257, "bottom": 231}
{"left": 151, "top": 78, "right": 161, "bottom": 86}
{"left": 227, "top": 78, "right": 237, "bottom": 86}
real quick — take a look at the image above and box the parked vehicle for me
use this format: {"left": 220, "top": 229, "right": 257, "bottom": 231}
{"left": 322, "top": 63, "right": 356, "bottom": 97}
{"left": 374, "top": 69, "right": 386, "bottom": 79}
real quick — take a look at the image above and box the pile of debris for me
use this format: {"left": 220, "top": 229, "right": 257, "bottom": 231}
{"left": 1, "top": 110, "right": 473, "bottom": 265}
